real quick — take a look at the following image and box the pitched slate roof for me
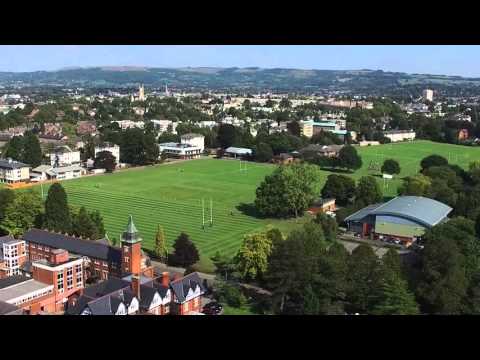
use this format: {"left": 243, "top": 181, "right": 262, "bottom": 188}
{"left": 0, "top": 159, "right": 29, "bottom": 169}
{"left": 82, "top": 278, "right": 131, "bottom": 299}
{"left": 23, "top": 229, "right": 122, "bottom": 263}
{"left": 138, "top": 285, "right": 158, "bottom": 310}
{"left": 66, "top": 278, "right": 132, "bottom": 315}
{"left": 170, "top": 272, "right": 205, "bottom": 303}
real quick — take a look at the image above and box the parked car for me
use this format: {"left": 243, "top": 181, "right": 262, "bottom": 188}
{"left": 202, "top": 302, "right": 223, "bottom": 315}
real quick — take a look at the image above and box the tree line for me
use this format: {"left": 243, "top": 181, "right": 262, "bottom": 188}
{"left": 0, "top": 183, "right": 105, "bottom": 240}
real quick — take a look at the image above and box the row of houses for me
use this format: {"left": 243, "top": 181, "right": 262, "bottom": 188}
{"left": 0, "top": 216, "right": 205, "bottom": 315}
{"left": 0, "top": 143, "right": 120, "bottom": 184}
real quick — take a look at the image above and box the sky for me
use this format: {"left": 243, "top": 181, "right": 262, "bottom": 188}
{"left": 0, "top": 45, "right": 479, "bottom": 77}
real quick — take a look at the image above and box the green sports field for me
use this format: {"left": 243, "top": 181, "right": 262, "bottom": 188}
{"left": 31, "top": 159, "right": 285, "bottom": 260}
{"left": 23, "top": 140, "right": 480, "bottom": 264}
{"left": 355, "top": 140, "right": 480, "bottom": 197}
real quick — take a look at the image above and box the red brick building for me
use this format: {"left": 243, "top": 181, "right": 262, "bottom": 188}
{"left": 65, "top": 216, "right": 205, "bottom": 315}
{"left": 23, "top": 216, "right": 153, "bottom": 281}
{"left": 0, "top": 249, "right": 84, "bottom": 314}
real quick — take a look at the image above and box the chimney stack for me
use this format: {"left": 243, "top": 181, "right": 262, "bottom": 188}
{"left": 162, "top": 272, "right": 170, "bottom": 287}
{"left": 131, "top": 274, "right": 141, "bottom": 300}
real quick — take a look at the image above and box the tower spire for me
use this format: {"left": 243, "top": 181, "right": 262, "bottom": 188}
{"left": 121, "top": 215, "right": 142, "bottom": 244}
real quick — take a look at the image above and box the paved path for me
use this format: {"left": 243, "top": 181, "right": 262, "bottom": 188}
{"left": 150, "top": 260, "right": 216, "bottom": 281}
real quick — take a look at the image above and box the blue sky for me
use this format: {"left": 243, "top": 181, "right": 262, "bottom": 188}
{"left": 0, "top": 45, "right": 479, "bottom": 77}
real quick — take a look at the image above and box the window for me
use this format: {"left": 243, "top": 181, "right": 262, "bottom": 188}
{"left": 57, "top": 271, "right": 64, "bottom": 293}
{"left": 66, "top": 267, "right": 73, "bottom": 290}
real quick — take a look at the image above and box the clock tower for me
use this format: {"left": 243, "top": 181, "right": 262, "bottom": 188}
{"left": 121, "top": 215, "right": 142, "bottom": 275}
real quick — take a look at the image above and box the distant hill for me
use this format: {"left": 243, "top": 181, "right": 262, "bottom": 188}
{"left": 1, "top": 67, "right": 480, "bottom": 94}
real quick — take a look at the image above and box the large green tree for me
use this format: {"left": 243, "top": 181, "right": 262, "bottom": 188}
{"left": 72, "top": 206, "right": 98, "bottom": 240}
{"left": 172, "top": 232, "right": 199, "bottom": 268}
{"left": 314, "top": 212, "right": 338, "bottom": 243}
{"left": 420, "top": 154, "right": 448, "bottom": 171}
{"left": 4, "top": 136, "right": 24, "bottom": 161}
{"left": 255, "top": 163, "right": 320, "bottom": 218}
{"left": 44, "top": 183, "right": 72, "bottom": 233}
{"left": 337, "top": 145, "right": 362, "bottom": 171}
{"left": 235, "top": 231, "right": 273, "bottom": 281}
{"left": 345, "top": 244, "right": 381, "bottom": 314}
{"left": 371, "top": 249, "right": 419, "bottom": 315}
{"left": 398, "top": 174, "right": 432, "bottom": 196}
{"left": 93, "top": 150, "right": 117, "bottom": 173}
{"left": 416, "top": 232, "right": 468, "bottom": 314}
{"left": 0, "top": 191, "right": 43, "bottom": 237}
{"left": 0, "top": 189, "right": 15, "bottom": 225}
{"left": 321, "top": 174, "right": 356, "bottom": 206}
{"left": 265, "top": 222, "right": 328, "bottom": 314}
{"left": 381, "top": 159, "right": 401, "bottom": 175}
{"left": 22, "top": 132, "right": 42, "bottom": 167}
{"left": 355, "top": 176, "right": 383, "bottom": 206}
{"left": 254, "top": 142, "right": 274, "bottom": 163}
{"left": 217, "top": 123, "right": 236, "bottom": 149}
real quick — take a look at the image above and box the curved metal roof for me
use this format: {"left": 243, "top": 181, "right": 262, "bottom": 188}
{"left": 370, "top": 196, "right": 452, "bottom": 228}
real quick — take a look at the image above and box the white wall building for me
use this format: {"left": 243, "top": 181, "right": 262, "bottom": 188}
{"left": 180, "top": 133, "right": 205, "bottom": 152}
{"left": 0, "top": 159, "right": 30, "bottom": 184}
{"left": 151, "top": 120, "right": 177, "bottom": 134}
{"left": 423, "top": 89, "right": 434, "bottom": 102}
{"left": 159, "top": 143, "right": 202, "bottom": 159}
{"left": 31, "top": 165, "right": 85, "bottom": 181}
{"left": 48, "top": 146, "right": 81, "bottom": 167}
{"left": 114, "top": 120, "right": 145, "bottom": 130}
{"left": 383, "top": 130, "right": 416, "bottom": 142}
{"left": 95, "top": 144, "right": 120, "bottom": 165}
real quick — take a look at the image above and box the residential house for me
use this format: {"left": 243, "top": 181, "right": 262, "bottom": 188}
{"left": 272, "top": 153, "right": 294, "bottom": 165}
{"left": 76, "top": 121, "right": 97, "bottom": 136}
{"left": 0, "top": 159, "right": 30, "bottom": 184}
{"left": 299, "top": 144, "right": 344, "bottom": 158}
{"left": 307, "top": 198, "right": 336, "bottom": 215}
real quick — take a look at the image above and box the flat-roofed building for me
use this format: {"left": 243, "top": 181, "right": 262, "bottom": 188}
{"left": 48, "top": 145, "right": 81, "bottom": 167}
{"left": 224, "top": 146, "right": 252, "bottom": 158}
{"left": 181, "top": 133, "right": 205, "bottom": 152}
{"left": 383, "top": 130, "right": 416, "bottom": 142}
{"left": 0, "top": 236, "right": 27, "bottom": 278}
{"left": 159, "top": 142, "right": 202, "bottom": 159}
